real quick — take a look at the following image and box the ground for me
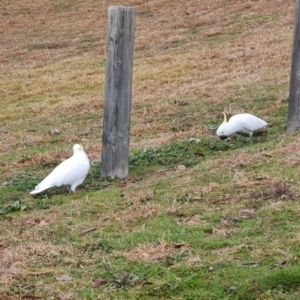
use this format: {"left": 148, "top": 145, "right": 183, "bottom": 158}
{"left": 0, "top": 1, "right": 299, "bottom": 299}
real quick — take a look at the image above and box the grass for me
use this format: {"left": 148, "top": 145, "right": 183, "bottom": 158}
{"left": 0, "top": 0, "right": 299, "bottom": 299}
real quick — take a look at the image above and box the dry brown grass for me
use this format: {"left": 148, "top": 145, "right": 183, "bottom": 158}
{"left": 0, "top": 0, "right": 293, "bottom": 160}
{"left": 121, "top": 241, "right": 188, "bottom": 262}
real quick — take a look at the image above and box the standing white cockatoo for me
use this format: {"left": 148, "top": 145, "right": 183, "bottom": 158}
{"left": 30, "top": 144, "right": 90, "bottom": 195}
{"left": 216, "top": 113, "right": 267, "bottom": 140}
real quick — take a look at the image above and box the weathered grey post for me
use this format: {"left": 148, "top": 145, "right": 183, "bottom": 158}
{"left": 288, "top": 0, "right": 300, "bottom": 131}
{"left": 101, "top": 6, "right": 135, "bottom": 178}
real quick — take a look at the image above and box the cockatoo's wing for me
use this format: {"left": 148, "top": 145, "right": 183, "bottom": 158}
{"left": 229, "top": 113, "right": 268, "bottom": 133}
{"left": 30, "top": 144, "right": 90, "bottom": 195}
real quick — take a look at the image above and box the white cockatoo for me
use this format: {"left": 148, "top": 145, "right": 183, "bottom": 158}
{"left": 216, "top": 113, "right": 268, "bottom": 140}
{"left": 30, "top": 144, "right": 90, "bottom": 195}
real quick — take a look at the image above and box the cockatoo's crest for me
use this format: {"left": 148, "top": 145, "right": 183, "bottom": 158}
{"left": 222, "top": 112, "right": 228, "bottom": 124}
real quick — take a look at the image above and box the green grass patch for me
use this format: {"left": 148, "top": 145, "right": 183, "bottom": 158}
{"left": 27, "top": 42, "right": 69, "bottom": 50}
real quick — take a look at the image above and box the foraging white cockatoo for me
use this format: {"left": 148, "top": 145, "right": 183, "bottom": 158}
{"left": 216, "top": 113, "right": 267, "bottom": 140}
{"left": 30, "top": 144, "right": 90, "bottom": 195}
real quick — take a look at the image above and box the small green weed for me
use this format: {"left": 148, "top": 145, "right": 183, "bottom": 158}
{"left": 83, "top": 239, "right": 113, "bottom": 254}
{"left": 0, "top": 200, "right": 27, "bottom": 215}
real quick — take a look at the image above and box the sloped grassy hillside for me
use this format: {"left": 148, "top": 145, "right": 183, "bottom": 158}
{"left": 0, "top": 1, "right": 299, "bottom": 299}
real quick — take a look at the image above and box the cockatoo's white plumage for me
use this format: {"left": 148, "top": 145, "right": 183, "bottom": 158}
{"left": 30, "top": 144, "right": 90, "bottom": 195}
{"left": 216, "top": 113, "right": 267, "bottom": 139}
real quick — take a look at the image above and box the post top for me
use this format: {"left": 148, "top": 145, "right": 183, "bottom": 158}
{"left": 108, "top": 6, "right": 135, "bottom": 10}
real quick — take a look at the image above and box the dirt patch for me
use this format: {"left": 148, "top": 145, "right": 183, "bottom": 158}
{"left": 122, "top": 242, "right": 187, "bottom": 261}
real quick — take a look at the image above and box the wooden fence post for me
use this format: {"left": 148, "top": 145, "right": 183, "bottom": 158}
{"left": 288, "top": 0, "right": 300, "bottom": 131}
{"left": 101, "top": 6, "right": 135, "bottom": 178}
